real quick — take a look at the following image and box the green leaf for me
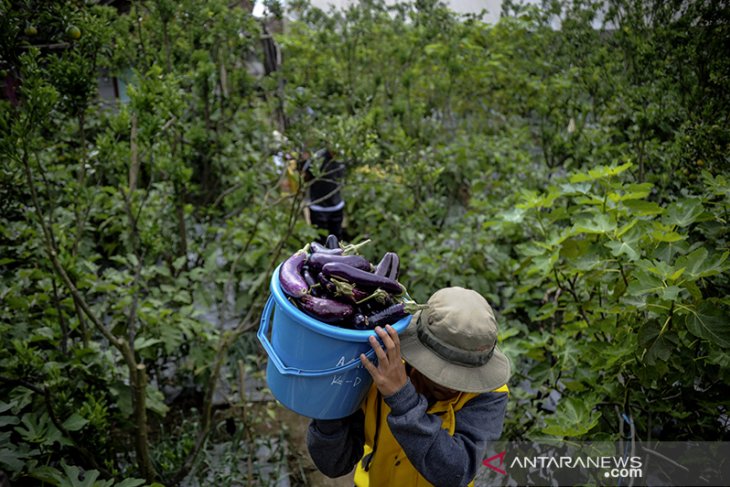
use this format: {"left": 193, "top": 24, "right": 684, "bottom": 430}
{"left": 133, "top": 337, "right": 163, "bottom": 351}
{"left": 660, "top": 286, "right": 681, "bottom": 301}
{"left": 572, "top": 213, "right": 615, "bottom": 235}
{"left": 0, "top": 448, "right": 28, "bottom": 471}
{"left": 16, "top": 413, "right": 47, "bottom": 444}
{"left": 62, "top": 413, "right": 88, "bottom": 432}
{"left": 662, "top": 198, "right": 704, "bottom": 227}
{"left": 644, "top": 260, "right": 675, "bottom": 280}
{"left": 0, "top": 416, "right": 19, "bottom": 428}
{"left": 560, "top": 238, "right": 590, "bottom": 259}
{"left": 173, "top": 290, "right": 191, "bottom": 303}
{"left": 652, "top": 240, "right": 690, "bottom": 262}
{"left": 59, "top": 463, "right": 107, "bottom": 487}
{"left": 554, "top": 337, "right": 581, "bottom": 369}
{"left": 638, "top": 321, "right": 673, "bottom": 365}
{"left": 615, "top": 218, "right": 639, "bottom": 238}
{"left": 650, "top": 230, "right": 686, "bottom": 243}
{"left": 669, "top": 267, "right": 685, "bottom": 281}
{"left": 569, "top": 162, "right": 633, "bottom": 183}
{"left": 28, "top": 465, "right": 63, "bottom": 484}
{"left": 172, "top": 255, "right": 187, "bottom": 271}
{"left": 676, "top": 248, "right": 729, "bottom": 279}
{"left": 608, "top": 182, "right": 653, "bottom": 202}
{"left": 682, "top": 301, "right": 730, "bottom": 348}
{"left": 682, "top": 280, "right": 703, "bottom": 301}
{"left": 623, "top": 200, "right": 664, "bottom": 216}
{"left": 542, "top": 396, "right": 601, "bottom": 437}
{"left": 115, "top": 479, "right": 147, "bottom": 487}
{"left": 501, "top": 207, "right": 525, "bottom": 223}
{"left": 110, "top": 382, "right": 133, "bottom": 418}
{"left": 526, "top": 251, "right": 558, "bottom": 277}
{"left": 516, "top": 241, "right": 549, "bottom": 257}
{"left": 678, "top": 247, "right": 708, "bottom": 277}
{"left": 605, "top": 239, "right": 640, "bottom": 262}
{"left": 559, "top": 182, "right": 592, "bottom": 195}
{"left": 145, "top": 385, "right": 170, "bottom": 416}
{"left": 626, "top": 269, "right": 663, "bottom": 296}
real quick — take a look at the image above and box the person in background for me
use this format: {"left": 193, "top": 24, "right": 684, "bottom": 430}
{"left": 300, "top": 148, "right": 346, "bottom": 241}
{"left": 307, "top": 287, "right": 511, "bottom": 487}
{"left": 271, "top": 130, "right": 301, "bottom": 196}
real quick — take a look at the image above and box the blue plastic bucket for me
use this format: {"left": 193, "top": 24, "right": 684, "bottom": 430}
{"left": 258, "top": 264, "right": 412, "bottom": 419}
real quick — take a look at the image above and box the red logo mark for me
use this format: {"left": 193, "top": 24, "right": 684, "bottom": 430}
{"left": 483, "top": 451, "right": 507, "bottom": 475}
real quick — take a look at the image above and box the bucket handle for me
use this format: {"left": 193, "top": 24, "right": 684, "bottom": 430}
{"left": 258, "top": 295, "right": 377, "bottom": 377}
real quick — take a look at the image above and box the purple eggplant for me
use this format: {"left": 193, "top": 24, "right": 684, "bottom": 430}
{"left": 374, "top": 253, "right": 393, "bottom": 276}
{"left": 367, "top": 304, "right": 408, "bottom": 328}
{"left": 302, "top": 268, "right": 321, "bottom": 297}
{"left": 351, "top": 286, "right": 371, "bottom": 302}
{"left": 363, "top": 293, "right": 394, "bottom": 312}
{"left": 367, "top": 302, "right": 428, "bottom": 328}
{"left": 310, "top": 241, "right": 344, "bottom": 255}
{"left": 298, "top": 294, "right": 354, "bottom": 323}
{"left": 279, "top": 249, "right": 309, "bottom": 298}
{"left": 316, "top": 272, "right": 338, "bottom": 295}
{"left": 317, "top": 272, "right": 370, "bottom": 304}
{"left": 374, "top": 252, "right": 399, "bottom": 280}
{"left": 325, "top": 234, "right": 339, "bottom": 249}
{"left": 321, "top": 262, "right": 404, "bottom": 295}
{"left": 386, "top": 253, "right": 400, "bottom": 280}
{"left": 302, "top": 268, "right": 317, "bottom": 288}
{"left": 307, "top": 253, "right": 372, "bottom": 273}
{"left": 352, "top": 313, "right": 370, "bottom": 330}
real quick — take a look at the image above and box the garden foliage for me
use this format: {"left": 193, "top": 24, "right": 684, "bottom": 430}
{"left": 1, "top": 0, "right": 728, "bottom": 484}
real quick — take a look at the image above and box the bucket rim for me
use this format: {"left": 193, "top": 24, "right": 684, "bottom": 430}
{"left": 270, "top": 263, "right": 411, "bottom": 341}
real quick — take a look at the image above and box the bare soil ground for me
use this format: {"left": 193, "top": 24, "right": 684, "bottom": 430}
{"left": 276, "top": 407, "right": 354, "bottom": 487}
{"left": 250, "top": 403, "right": 354, "bottom": 487}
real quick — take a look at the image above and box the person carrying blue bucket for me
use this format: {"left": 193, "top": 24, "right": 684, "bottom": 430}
{"left": 306, "top": 287, "right": 511, "bottom": 487}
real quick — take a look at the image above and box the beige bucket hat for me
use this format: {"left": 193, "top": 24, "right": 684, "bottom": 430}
{"left": 399, "top": 287, "right": 511, "bottom": 393}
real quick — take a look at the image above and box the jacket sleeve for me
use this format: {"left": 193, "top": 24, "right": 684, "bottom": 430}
{"left": 385, "top": 381, "right": 508, "bottom": 487}
{"left": 306, "top": 409, "right": 365, "bottom": 478}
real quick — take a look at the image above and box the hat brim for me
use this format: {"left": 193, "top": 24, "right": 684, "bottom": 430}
{"left": 399, "top": 311, "right": 512, "bottom": 393}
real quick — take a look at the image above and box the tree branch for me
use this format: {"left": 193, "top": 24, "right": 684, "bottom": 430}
{"left": 21, "top": 145, "right": 158, "bottom": 482}
{"left": 129, "top": 112, "right": 139, "bottom": 191}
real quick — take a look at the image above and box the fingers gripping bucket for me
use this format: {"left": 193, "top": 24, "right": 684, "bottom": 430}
{"left": 258, "top": 265, "right": 412, "bottom": 419}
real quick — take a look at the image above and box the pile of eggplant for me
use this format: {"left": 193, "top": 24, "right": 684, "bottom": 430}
{"left": 278, "top": 235, "right": 426, "bottom": 330}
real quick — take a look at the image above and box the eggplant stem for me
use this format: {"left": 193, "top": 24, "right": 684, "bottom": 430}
{"left": 355, "top": 288, "right": 390, "bottom": 305}
{"left": 393, "top": 283, "right": 407, "bottom": 297}
{"left": 341, "top": 239, "right": 372, "bottom": 255}
{"left": 403, "top": 302, "right": 429, "bottom": 314}
{"left": 330, "top": 278, "right": 355, "bottom": 296}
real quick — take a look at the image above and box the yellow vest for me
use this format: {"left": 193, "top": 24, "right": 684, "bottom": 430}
{"left": 353, "top": 383, "right": 510, "bottom": 487}
{"left": 285, "top": 159, "right": 300, "bottom": 194}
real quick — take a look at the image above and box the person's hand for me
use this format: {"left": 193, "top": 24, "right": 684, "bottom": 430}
{"left": 360, "top": 325, "right": 407, "bottom": 397}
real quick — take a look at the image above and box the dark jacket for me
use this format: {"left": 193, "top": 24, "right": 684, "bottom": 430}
{"left": 301, "top": 149, "right": 346, "bottom": 211}
{"left": 307, "top": 379, "right": 508, "bottom": 486}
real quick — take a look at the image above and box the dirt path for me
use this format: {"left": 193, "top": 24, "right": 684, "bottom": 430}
{"left": 276, "top": 406, "right": 354, "bottom": 487}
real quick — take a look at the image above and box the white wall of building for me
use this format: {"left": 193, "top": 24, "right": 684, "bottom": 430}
{"left": 254, "top": 0, "right": 512, "bottom": 24}
{"left": 310, "top": 0, "right": 505, "bottom": 23}
{"left": 254, "top": 1, "right": 608, "bottom": 31}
